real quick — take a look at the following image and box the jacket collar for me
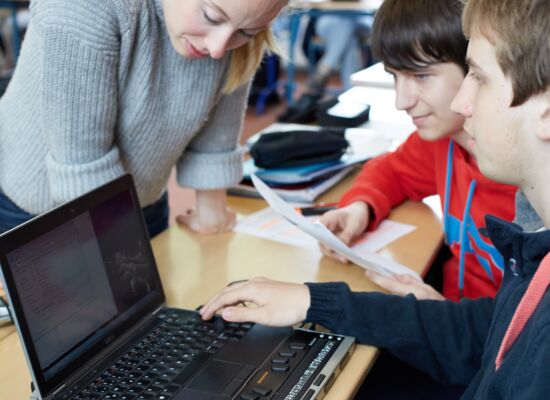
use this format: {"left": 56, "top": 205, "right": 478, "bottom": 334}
{"left": 513, "top": 190, "right": 546, "bottom": 231}
{"left": 485, "top": 215, "right": 550, "bottom": 277}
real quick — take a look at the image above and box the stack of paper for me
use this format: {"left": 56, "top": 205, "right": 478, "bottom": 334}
{"left": 229, "top": 166, "right": 355, "bottom": 203}
{"left": 242, "top": 153, "right": 368, "bottom": 186}
{"left": 235, "top": 207, "right": 417, "bottom": 254}
{"left": 230, "top": 123, "right": 394, "bottom": 203}
{"left": 250, "top": 175, "right": 420, "bottom": 278}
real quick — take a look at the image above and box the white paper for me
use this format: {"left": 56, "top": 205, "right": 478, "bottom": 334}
{"left": 350, "top": 62, "right": 395, "bottom": 89}
{"left": 235, "top": 207, "right": 319, "bottom": 250}
{"left": 250, "top": 175, "right": 421, "bottom": 279}
{"left": 235, "top": 208, "right": 416, "bottom": 254}
{"left": 351, "top": 219, "right": 416, "bottom": 253}
{"left": 326, "top": 102, "right": 368, "bottom": 118}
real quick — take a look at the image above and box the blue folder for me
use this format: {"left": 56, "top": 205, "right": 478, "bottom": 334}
{"left": 243, "top": 153, "right": 370, "bottom": 186}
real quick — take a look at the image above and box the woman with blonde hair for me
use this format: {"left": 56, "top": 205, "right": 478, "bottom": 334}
{"left": 0, "top": 0, "right": 287, "bottom": 237}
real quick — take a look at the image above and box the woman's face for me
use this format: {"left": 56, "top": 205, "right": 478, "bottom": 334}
{"left": 162, "top": 0, "right": 286, "bottom": 59}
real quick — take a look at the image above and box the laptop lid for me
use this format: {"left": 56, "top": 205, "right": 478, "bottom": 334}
{"left": 0, "top": 174, "right": 165, "bottom": 398}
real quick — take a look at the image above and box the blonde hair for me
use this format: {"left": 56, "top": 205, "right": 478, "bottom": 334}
{"left": 222, "top": 29, "right": 276, "bottom": 94}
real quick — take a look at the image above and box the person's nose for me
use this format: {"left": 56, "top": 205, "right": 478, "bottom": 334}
{"left": 450, "top": 80, "right": 474, "bottom": 118}
{"left": 394, "top": 77, "right": 418, "bottom": 111}
{"left": 205, "top": 28, "right": 234, "bottom": 59}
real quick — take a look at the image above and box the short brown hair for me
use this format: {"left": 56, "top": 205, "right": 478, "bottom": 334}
{"left": 371, "top": 0, "right": 468, "bottom": 74}
{"left": 462, "top": 0, "right": 550, "bottom": 106}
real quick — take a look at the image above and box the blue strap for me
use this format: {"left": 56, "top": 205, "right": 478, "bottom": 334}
{"left": 458, "top": 179, "right": 477, "bottom": 297}
{"left": 443, "top": 140, "right": 455, "bottom": 241}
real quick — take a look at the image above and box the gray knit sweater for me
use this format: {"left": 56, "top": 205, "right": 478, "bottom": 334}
{"left": 0, "top": 0, "right": 248, "bottom": 214}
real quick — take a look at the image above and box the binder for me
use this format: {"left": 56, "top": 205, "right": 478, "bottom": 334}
{"left": 230, "top": 122, "right": 395, "bottom": 203}
{"left": 229, "top": 166, "right": 356, "bottom": 203}
{"left": 242, "top": 152, "right": 369, "bottom": 186}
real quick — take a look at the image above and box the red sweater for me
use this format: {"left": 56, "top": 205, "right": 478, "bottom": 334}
{"left": 340, "top": 132, "right": 517, "bottom": 300}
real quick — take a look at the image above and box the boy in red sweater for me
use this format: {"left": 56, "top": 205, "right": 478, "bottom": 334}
{"left": 320, "top": 0, "right": 517, "bottom": 301}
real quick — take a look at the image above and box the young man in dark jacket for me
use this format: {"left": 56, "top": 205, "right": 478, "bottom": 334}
{"left": 201, "top": 0, "right": 550, "bottom": 398}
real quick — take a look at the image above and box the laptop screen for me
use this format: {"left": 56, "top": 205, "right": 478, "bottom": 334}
{"left": 0, "top": 175, "right": 165, "bottom": 396}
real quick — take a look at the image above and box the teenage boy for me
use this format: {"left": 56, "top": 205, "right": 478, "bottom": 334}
{"left": 320, "top": 0, "right": 516, "bottom": 301}
{"left": 201, "top": 0, "right": 550, "bottom": 398}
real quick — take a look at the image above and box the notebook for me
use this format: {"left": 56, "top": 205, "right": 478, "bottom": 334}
{"left": 229, "top": 166, "right": 355, "bottom": 204}
{"left": 241, "top": 154, "right": 368, "bottom": 186}
{"left": 0, "top": 174, "right": 355, "bottom": 400}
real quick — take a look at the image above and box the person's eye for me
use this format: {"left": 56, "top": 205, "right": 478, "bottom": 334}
{"left": 467, "top": 70, "right": 483, "bottom": 84}
{"left": 239, "top": 30, "right": 255, "bottom": 39}
{"left": 414, "top": 73, "right": 430, "bottom": 81}
{"left": 202, "top": 9, "right": 220, "bottom": 25}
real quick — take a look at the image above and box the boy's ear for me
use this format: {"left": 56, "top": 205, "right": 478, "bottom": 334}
{"left": 539, "top": 91, "right": 550, "bottom": 141}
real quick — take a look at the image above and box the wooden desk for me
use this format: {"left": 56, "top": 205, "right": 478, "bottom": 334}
{"left": 0, "top": 322, "right": 14, "bottom": 341}
{"left": 0, "top": 290, "right": 15, "bottom": 340}
{"left": 0, "top": 174, "right": 442, "bottom": 399}
{"left": 0, "top": 323, "right": 13, "bottom": 341}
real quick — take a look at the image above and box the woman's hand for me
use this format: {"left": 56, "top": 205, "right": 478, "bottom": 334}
{"left": 200, "top": 277, "right": 311, "bottom": 327}
{"left": 318, "top": 201, "right": 370, "bottom": 263}
{"left": 176, "top": 189, "right": 236, "bottom": 234}
{"left": 365, "top": 270, "right": 445, "bottom": 300}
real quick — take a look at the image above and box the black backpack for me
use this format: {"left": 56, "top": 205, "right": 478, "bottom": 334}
{"left": 250, "top": 128, "right": 349, "bottom": 169}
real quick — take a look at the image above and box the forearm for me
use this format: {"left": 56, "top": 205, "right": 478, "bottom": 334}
{"left": 196, "top": 189, "right": 228, "bottom": 217}
{"left": 177, "top": 189, "right": 235, "bottom": 234}
{"left": 305, "top": 282, "right": 493, "bottom": 385}
{"left": 340, "top": 133, "right": 439, "bottom": 228}
{"left": 177, "top": 85, "right": 249, "bottom": 190}
{"left": 339, "top": 156, "right": 404, "bottom": 228}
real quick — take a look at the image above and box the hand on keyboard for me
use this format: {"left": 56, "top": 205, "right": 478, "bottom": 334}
{"left": 200, "top": 277, "right": 310, "bottom": 327}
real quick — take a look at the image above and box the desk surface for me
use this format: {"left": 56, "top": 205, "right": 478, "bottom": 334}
{"left": 0, "top": 174, "right": 442, "bottom": 400}
{"left": 0, "top": 290, "right": 14, "bottom": 341}
{"left": 0, "top": 323, "right": 12, "bottom": 340}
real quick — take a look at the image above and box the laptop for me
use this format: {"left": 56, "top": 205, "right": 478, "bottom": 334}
{"left": 0, "top": 174, "right": 355, "bottom": 400}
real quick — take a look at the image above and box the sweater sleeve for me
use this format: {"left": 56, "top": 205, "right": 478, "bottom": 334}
{"left": 34, "top": 0, "right": 126, "bottom": 204}
{"left": 339, "top": 132, "right": 440, "bottom": 229}
{"left": 305, "top": 282, "right": 494, "bottom": 386}
{"left": 176, "top": 82, "right": 250, "bottom": 190}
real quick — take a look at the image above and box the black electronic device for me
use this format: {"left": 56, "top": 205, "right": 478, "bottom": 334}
{"left": 0, "top": 174, "right": 355, "bottom": 400}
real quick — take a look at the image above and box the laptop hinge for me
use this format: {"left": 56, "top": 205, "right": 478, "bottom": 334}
{"left": 152, "top": 303, "right": 165, "bottom": 315}
{"left": 51, "top": 384, "right": 66, "bottom": 397}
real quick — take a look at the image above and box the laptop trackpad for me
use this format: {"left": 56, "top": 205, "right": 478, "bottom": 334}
{"left": 189, "top": 360, "right": 240, "bottom": 392}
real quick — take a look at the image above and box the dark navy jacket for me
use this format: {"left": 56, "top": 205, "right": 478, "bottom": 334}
{"left": 306, "top": 215, "right": 550, "bottom": 399}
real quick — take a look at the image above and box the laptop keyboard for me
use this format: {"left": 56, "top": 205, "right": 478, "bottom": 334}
{"left": 66, "top": 311, "right": 253, "bottom": 400}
